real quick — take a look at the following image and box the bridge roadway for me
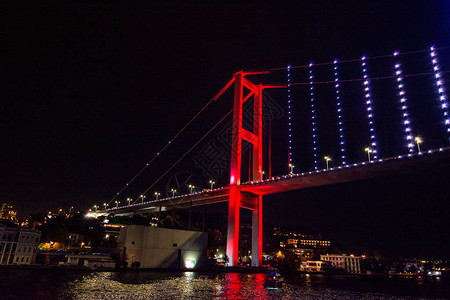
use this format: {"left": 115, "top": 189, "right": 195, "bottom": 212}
{"left": 98, "top": 147, "right": 450, "bottom": 216}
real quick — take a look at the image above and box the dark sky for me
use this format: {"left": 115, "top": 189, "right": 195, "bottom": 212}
{"left": 2, "top": 1, "right": 450, "bottom": 258}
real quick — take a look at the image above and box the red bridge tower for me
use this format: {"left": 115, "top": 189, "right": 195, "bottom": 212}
{"left": 226, "top": 71, "right": 285, "bottom": 266}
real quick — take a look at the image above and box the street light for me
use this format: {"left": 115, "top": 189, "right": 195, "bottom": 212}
{"left": 415, "top": 136, "right": 423, "bottom": 152}
{"left": 154, "top": 192, "right": 160, "bottom": 200}
{"left": 170, "top": 189, "right": 177, "bottom": 197}
{"left": 289, "top": 164, "right": 294, "bottom": 174}
{"left": 140, "top": 194, "right": 146, "bottom": 203}
{"left": 365, "top": 147, "right": 373, "bottom": 162}
{"left": 115, "top": 200, "right": 119, "bottom": 208}
{"left": 324, "top": 156, "right": 332, "bottom": 170}
{"left": 127, "top": 198, "right": 132, "bottom": 206}
{"left": 209, "top": 180, "right": 215, "bottom": 189}
{"left": 261, "top": 171, "right": 265, "bottom": 180}
{"left": 189, "top": 185, "right": 195, "bottom": 193}
{"left": 93, "top": 205, "right": 98, "bottom": 212}
{"left": 103, "top": 203, "right": 108, "bottom": 210}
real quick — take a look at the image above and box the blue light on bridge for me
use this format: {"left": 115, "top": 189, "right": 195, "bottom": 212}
{"left": 393, "top": 51, "right": 415, "bottom": 153}
{"left": 430, "top": 46, "right": 450, "bottom": 139}
{"left": 361, "top": 56, "right": 379, "bottom": 159}
{"left": 309, "top": 62, "right": 319, "bottom": 170}
{"left": 287, "top": 65, "right": 294, "bottom": 169}
{"left": 333, "top": 59, "right": 347, "bottom": 165}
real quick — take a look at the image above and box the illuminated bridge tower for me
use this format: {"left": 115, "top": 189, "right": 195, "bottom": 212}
{"left": 226, "top": 71, "right": 284, "bottom": 267}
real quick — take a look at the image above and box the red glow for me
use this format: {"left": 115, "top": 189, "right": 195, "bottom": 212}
{"left": 226, "top": 73, "right": 277, "bottom": 266}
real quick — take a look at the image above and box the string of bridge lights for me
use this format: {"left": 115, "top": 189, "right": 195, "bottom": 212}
{"left": 333, "top": 59, "right": 347, "bottom": 165}
{"left": 107, "top": 92, "right": 220, "bottom": 206}
{"left": 430, "top": 46, "right": 450, "bottom": 140}
{"left": 286, "top": 65, "right": 294, "bottom": 171}
{"left": 393, "top": 51, "right": 415, "bottom": 153}
{"left": 309, "top": 63, "right": 319, "bottom": 170}
{"left": 361, "top": 56, "right": 379, "bottom": 159}
{"left": 284, "top": 45, "right": 449, "bottom": 171}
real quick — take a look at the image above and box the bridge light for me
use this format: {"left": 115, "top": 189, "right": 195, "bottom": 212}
{"left": 170, "top": 189, "right": 177, "bottom": 197}
{"left": 115, "top": 200, "right": 119, "bottom": 208}
{"left": 103, "top": 203, "right": 108, "bottom": 210}
{"left": 415, "top": 136, "right": 423, "bottom": 153}
{"left": 365, "top": 147, "right": 373, "bottom": 162}
{"left": 189, "top": 185, "right": 195, "bottom": 194}
{"left": 209, "top": 180, "right": 215, "bottom": 190}
{"left": 127, "top": 197, "right": 132, "bottom": 205}
{"left": 154, "top": 192, "right": 160, "bottom": 200}
{"left": 324, "top": 156, "right": 332, "bottom": 170}
{"left": 140, "top": 195, "right": 146, "bottom": 203}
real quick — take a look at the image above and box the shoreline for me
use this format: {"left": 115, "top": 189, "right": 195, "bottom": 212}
{"left": 1, "top": 264, "right": 440, "bottom": 279}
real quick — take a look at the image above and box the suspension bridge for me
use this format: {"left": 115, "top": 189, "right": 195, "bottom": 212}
{"left": 91, "top": 46, "right": 450, "bottom": 267}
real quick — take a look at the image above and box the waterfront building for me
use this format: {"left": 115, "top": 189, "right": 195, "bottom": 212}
{"left": 300, "top": 260, "right": 331, "bottom": 272}
{"left": 321, "top": 254, "right": 361, "bottom": 274}
{"left": 0, "top": 224, "right": 41, "bottom": 265}
{"left": 118, "top": 225, "right": 208, "bottom": 269}
{"left": 61, "top": 253, "right": 116, "bottom": 270}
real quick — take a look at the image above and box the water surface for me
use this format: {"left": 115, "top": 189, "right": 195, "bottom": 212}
{"left": 0, "top": 269, "right": 448, "bottom": 299}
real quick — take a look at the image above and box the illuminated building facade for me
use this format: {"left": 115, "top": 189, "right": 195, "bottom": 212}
{"left": 0, "top": 224, "right": 41, "bottom": 265}
{"left": 0, "top": 203, "right": 17, "bottom": 223}
{"left": 118, "top": 225, "right": 207, "bottom": 269}
{"left": 321, "top": 254, "right": 361, "bottom": 274}
{"left": 300, "top": 260, "right": 331, "bottom": 272}
{"left": 299, "top": 239, "right": 331, "bottom": 247}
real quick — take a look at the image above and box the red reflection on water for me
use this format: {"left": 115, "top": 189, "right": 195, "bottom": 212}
{"left": 217, "top": 273, "right": 269, "bottom": 299}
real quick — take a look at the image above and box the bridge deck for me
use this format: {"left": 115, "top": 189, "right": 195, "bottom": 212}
{"left": 99, "top": 148, "right": 450, "bottom": 216}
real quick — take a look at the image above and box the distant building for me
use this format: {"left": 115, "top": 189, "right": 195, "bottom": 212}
{"left": 288, "top": 248, "right": 314, "bottom": 260}
{"left": 0, "top": 224, "right": 41, "bottom": 265}
{"left": 321, "top": 254, "right": 361, "bottom": 274}
{"left": 299, "top": 239, "right": 331, "bottom": 247}
{"left": 285, "top": 238, "right": 331, "bottom": 248}
{"left": 103, "top": 224, "right": 125, "bottom": 240}
{"left": 0, "top": 204, "right": 17, "bottom": 223}
{"left": 66, "top": 233, "right": 85, "bottom": 248}
{"left": 300, "top": 260, "right": 331, "bottom": 272}
{"left": 118, "top": 225, "right": 208, "bottom": 269}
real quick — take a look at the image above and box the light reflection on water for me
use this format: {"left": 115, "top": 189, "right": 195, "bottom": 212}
{"left": 0, "top": 269, "right": 447, "bottom": 299}
{"left": 59, "top": 272, "right": 403, "bottom": 299}
{"left": 61, "top": 272, "right": 284, "bottom": 299}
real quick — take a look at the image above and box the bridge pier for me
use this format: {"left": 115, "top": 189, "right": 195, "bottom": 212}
{"left": 226, "top": 186, "right": 241, "bottom": 266}
{"left": 251, "top": 195, "right": 262, "bottom": 267}
{"left": 226, "top": 189, "right": 262, "bottom": 267}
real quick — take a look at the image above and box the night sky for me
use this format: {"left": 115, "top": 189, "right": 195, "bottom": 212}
{"left": 2, "top": 2, "right": 450, "bottom": 258}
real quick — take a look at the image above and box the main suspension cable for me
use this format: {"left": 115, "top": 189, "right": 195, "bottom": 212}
{"left": 288, "top": 70, "right": 450, "bottom": 86}
{"left": 267, "top": 45, "right": 450, "bottom": 71}
{"left": 135, "top": 109, "right": 233, "bottom": 203}
{"left": 107, "top": 85, "right": 230, "bottom": 205}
